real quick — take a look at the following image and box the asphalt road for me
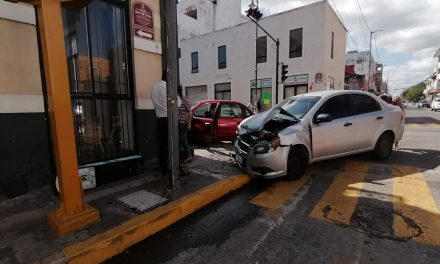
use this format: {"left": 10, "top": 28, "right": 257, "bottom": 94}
{"left": 107, "top": 106, "right": 440, "bottom": 264}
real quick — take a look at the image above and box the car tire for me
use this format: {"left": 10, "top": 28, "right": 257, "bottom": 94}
{"left": 373, "top": 133, "right": 393, "bottom": 160}
{"left": 285, "top": 147, "right": 307, "bottom": 181}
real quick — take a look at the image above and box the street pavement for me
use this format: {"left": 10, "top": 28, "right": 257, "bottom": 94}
{"left": 1, "top": 106, "right": 439, "bottom": 264}
{"left": 0, "top": 146, "right": 246, "bottom": 264}
{"left": 107, "top": 106, "right": 440, "bottom": 264}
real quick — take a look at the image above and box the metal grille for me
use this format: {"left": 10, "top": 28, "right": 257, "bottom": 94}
{"left": 237, "top": 139, "right": 250, "bottom": 154}
{"left": 63, "top": 0, "right": 135, "bottom": 164}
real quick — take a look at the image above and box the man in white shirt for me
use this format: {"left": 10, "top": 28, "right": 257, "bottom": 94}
{"left": 151, "top": 72, "right": 169, "bottom": 179}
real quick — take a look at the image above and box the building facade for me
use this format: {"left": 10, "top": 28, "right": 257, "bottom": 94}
{"left": 178, "top": 1, "right": 346, "bottom": 111}
{"left": 345, "top": 50, "right": 382, "bottom": 93}
{"left": 423, "top": 48, "right": 440, "bottom": 103}
{"left": 0, "top": 0, "right": 165, "bottom": 198}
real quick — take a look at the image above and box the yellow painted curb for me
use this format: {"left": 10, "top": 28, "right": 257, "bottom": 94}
{"left": 41, "top": 174, "right": 251, "bottom": 264}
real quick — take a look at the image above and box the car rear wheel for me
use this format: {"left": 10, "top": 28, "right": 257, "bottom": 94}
{"left": 373, "top": 133, "right": 393, "bottom": 160}
{"left": 286, "top": 147, "right": 307, "bottom": 181}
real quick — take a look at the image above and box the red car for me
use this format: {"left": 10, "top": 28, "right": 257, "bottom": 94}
{"left": 188, "top": 100, "right": 254, "bottom": 143}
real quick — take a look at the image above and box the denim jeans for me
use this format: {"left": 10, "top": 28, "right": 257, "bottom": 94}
{"left": 178, "top": 122, "right": 191, "bottom": 161}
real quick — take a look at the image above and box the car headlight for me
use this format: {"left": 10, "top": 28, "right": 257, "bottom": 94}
{"left": 254, "top": 137, "right": 281, "bottom": 154}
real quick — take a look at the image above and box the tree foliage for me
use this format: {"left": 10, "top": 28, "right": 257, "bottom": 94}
{"left": 402, "top": 82, "right": 425, "bottom": 101}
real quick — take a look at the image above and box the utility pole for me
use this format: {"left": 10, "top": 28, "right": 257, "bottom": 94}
{"left": 163, "top": 0, "right": 180, "bottom": 190}
{"left": 368, "top": 29, "right": 383, "bottom": 92}
{"left": 248, "top": 0, "right": 259, "bottom": 103}
{"left": 247, "top": 2, "right": 280, "bottom": 104}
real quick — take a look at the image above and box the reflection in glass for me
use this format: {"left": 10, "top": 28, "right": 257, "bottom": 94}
{"left": 63, "top": 0, "right": 134, "bottom": 164}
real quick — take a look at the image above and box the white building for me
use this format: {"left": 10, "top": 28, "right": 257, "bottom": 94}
{"left": 177, "top": 0, "right": 246, "bottom": 41}
{"left": 345, "top": 50, "right": 381, "bottom": 93}
{"left": 178, "top": 0, "right": 347, "bottom": 111}
{"left": 423, "top": 48, "right": 440, "bottom": 103}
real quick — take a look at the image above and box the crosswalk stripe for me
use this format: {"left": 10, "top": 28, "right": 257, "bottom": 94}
{"left": 392, "top": 165, "right": 440, "bottom": 246}
{"left": 309, "top": 161, "right": 368, "bottom": 225}
{"left": 249, "top": 164, "right": 320, "bottom": 209}
{"left": 406, "top": 123, "right": 440, "bottom": 128}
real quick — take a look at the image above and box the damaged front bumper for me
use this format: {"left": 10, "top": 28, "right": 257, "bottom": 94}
{"left": 233, "top": 138, "right": 289, "bottom": 179}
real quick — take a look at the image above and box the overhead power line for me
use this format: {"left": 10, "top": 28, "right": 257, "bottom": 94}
{"left": 328, "top": 0, "right": 360, "bottom": 51}
{"left": 355, "top": 0, "right": 372, "bottom": 32}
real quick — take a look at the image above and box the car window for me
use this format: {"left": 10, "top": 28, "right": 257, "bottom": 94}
{"left": 243, "top": 105, "right": 253, "bottom": 117}
{"left": 279, "top": 96, "right": 321, "bottom": 119}
{"left": 220, "top": 103, "right": 243, "bottom": 118}
{"left": 351, "top": 94, "right": 381, "bottom": 115}
{"left": 193, "top": 103, "right": 218, "bottom": 118}
{"left": 317, "top": 95, "right": 351, "bottom": 120}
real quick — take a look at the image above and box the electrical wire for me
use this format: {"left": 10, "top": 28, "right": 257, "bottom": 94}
{"left": 330, "top": 0, "right": 360, "bottom": 50}
{"left": 355, "top": 0, "right": 372, "bottom": 32}
{"left": 330, "top": 0, "right": 359, "bottom": 49}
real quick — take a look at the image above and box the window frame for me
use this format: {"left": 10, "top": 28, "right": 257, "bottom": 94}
{"left": 191, "top": 51, "right": 199, "bottom": 73}
{"left": 315, "top": 95, "right": 352, "bottom": 120}
{"left": 214, "top": 82, "right": 231, "bottom": 100}
{"left": 289, "top": 28, "right": 303, "bottom": 58}
{"left": 218, "top": 45, "right": 227, "bottom": 69}
{"left": 256, "top": 36, "right": 267, "bottom": 64}
{"left": 331, "top": 31, "right": 334, "bottom": 59}
{"left": 350, "top": 94, "right": 382, "bottom": 115}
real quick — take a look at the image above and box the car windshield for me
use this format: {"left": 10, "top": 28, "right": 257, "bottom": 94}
{"left": 277, "top": 96, "right": 321, "bottom": 120}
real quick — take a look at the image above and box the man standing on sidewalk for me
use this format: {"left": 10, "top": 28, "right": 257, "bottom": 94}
{"left": 151, "top": 72, "right": 170, "bottom": 182}
{"left": 177, "top": 85, "right": 192, "bottom": 164}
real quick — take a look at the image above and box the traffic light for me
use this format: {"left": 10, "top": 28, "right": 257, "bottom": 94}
{"left": 246, "top": 7, "right": 263, "bottom": 21}
{"left": 254, "top": 10, "right": 263, "bottom": 21}
{"left": 245, "top": 7, "right": 256, "bottom": 18}
{"left": 281, "top": 63, "right": 288, "bottom": 82}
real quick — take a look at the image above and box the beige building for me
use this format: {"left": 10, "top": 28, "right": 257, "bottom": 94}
{"left": 0, "top": 0, "right": 164, "bottom": 198}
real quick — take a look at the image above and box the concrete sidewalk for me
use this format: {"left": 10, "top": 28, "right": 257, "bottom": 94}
{"left": 0, "top": 144, "right": 250, "bottom": 264}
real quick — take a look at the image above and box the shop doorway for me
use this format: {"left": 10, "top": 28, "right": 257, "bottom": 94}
{"left": 62, "top": 0, "right": 135, "bottom": 165}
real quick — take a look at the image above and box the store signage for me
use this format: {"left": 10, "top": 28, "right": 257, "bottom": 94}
{"left": 132, "top": 2, "right": 154, "bottom": 41}
{"left": 315, "top": 73, "right": 322, "bottom": 83}
{"left": 285, "top": 74, "right": 308, "bottom": 85}
{"left": 250, "top": 78, "right": 272, "bottom": 89}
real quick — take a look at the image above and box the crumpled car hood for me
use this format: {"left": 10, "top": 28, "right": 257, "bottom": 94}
{"left": 238, "top": 107, "right": 295, "bottom": 134}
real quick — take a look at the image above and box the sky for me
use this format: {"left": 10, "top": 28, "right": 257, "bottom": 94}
{"left": 241, "top": 0, "right": 440, "bottom": 95}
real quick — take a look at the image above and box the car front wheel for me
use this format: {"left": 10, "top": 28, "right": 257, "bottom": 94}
{"left": 286, "top": 147, "right": 307, "bottom": 181}
{"left": 373, "top": 133, "right": 393, "bottom": 160}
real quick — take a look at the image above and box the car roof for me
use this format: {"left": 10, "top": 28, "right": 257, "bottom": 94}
{"left": 292, "top": 89, "right": 376, "bottom": 99}
{"left": 194, "top": 99, "right": 244, "bottom": 105}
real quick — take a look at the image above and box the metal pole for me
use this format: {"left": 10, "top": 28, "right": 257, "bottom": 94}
{"left": 367, "top": 31, "right": 372, "bottom": 92}
{"left": 164, "top": 0, "right": 179, "bottom": 190}
{"left": 254, "top": 0, "right": 259, "bottom": 103}
{"left": 255, "top": 20, "right": 258, "bottom": 103}
{"left": 275, "top": 39, "right": 279, "bottom": 104}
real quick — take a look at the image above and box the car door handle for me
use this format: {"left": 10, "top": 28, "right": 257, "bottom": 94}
{"left": 376, "top": 116, "right": 384, "bottom": 120}
{"left": 204, "top": 122, "right": 210, "bottom": 127}
{"left": 344, "top": 122, "right": 352, "bottom": 127}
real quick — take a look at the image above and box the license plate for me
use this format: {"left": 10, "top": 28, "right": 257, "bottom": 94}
{"left": 236, "top": 155, "right": 243, "bottom": 165}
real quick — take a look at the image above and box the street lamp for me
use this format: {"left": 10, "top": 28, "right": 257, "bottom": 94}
{"left": 246, "top": 11, "right": 280, "bottom": 105}
{"left": 368, "top": 29, "right": 383, "bottom": 92}
{"left": 248, "top": 0, "right": 257, "bottom": 9}
{"left": 248, "top": 0, "right": 259, "bottom": 105}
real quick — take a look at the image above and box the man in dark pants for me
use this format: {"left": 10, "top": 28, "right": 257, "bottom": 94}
{"left": 151, "top": 72, "right": 170, "bottom": 185}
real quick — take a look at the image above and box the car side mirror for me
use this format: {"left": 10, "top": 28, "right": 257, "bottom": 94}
{"left": 315, "top": 113, "right": 332, "bottom": 123}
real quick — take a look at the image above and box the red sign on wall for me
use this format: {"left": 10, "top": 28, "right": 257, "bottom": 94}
{"left": 132, "top": 1, "right": 154, "bottom": 41}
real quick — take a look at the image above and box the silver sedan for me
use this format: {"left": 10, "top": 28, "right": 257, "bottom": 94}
{"left": 234, "top": 90, "right": 404, "bottom": 180}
